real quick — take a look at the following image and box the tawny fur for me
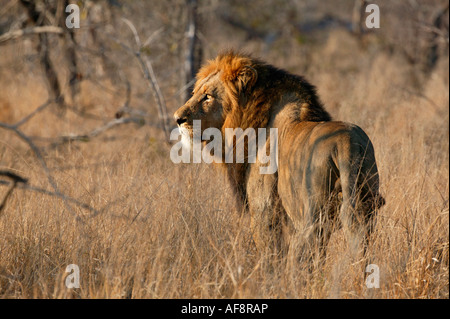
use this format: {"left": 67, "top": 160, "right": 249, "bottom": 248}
{"left": 175, "top": 51, "right": 384, "bottom": 260}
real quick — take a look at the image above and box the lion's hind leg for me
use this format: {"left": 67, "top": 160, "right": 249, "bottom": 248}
{"left": 286, "top": 197, "right": 336, "bottom": 273}
{"left": 250, "top": 203, "right": 289, "bottom": 258}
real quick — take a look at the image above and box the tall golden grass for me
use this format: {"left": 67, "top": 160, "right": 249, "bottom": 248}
{"left": 0, "top": 30, "right": 448, "bottom": 298}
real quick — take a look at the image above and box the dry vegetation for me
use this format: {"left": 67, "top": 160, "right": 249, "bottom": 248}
{"left": 0, "top": 0, "right": 448, "bottom": 298}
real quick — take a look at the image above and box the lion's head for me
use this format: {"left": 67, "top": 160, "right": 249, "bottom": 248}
{"left": 174, "top": 52, "right": 259, "bottom": 140}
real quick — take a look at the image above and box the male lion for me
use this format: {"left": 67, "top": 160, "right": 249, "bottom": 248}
{"left": 174, "top": 51, "right": 384, "bottom": 262}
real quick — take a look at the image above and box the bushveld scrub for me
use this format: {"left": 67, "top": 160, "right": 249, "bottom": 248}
{"left": 0, "top": 0, "right": 448, "bottom": 298}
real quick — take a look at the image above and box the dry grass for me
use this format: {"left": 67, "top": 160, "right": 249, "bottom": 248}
{"left": 0, "top": 29, "right": 448, "bottom": 299}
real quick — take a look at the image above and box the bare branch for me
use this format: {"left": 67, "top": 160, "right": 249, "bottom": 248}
{"left": 0, "top": 170, "right": 28, "bottom": 216}
{"left": 352, "top": 0, "right": 367, "bottom": 36}
{"left": 142, "top": 27, "right": 165, "bottom": 48}
{"left": 144, "top": 57, "right": 171, "bottom": 140}
{"left": 0, "top": 0, "right": 18, "bottom": 18}
{"left": 122, "top": 17, "right": 142, "bottom": 48}
{"left": 184, "top": 0, "right": 203, "bottom": 102}
{"left": 0, "top": 178, "right": 99, "bottom": 216}
{"left": 19, "top": 0, "right": 66, "bottom": 108}
{"left": 51, "top": 117, "right": 146, "bottom": 146}
{"left": 107, "top": 22, "right": 171, "bottom": 142}
{"left": 14, "top": 99, "right": 54, "bottom": 128}
{"left": 0, "top": 171, "right": 28, "bottom": 184}
{"left": 0, "top": 120, "right": 83, "bottom": 222}
{"left": 0, "top": 26, "right": 63, "bottom": 45}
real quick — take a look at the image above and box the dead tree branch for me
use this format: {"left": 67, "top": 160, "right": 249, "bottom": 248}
{"left": 14, "top": 99, "right": 54, "bottom": 128}
{"left": 49, "top": 117, "right": 147, "bottom": 147}
{"left": 352, "top": 0, "right": 367, "bottom": 36}
{"left": 62, "top": 0, "right": 81, "bottom": 106}
{"left": 425, "top": 3, "right": 449, "bottom": 71}
{"left": 0, "top": 26, "right": 63, "bottom": 44}
{"left": 111, "top": 19, "right": 171, "bottom": 142}
{"left": 0, "top": 0, "right": 18, "bottom": 18}
{"left": 18, "top": 0, "right": 81, "bottom": 109}
{"left": 0, "top": 114, "right": 90, "bottom": 222}
{"left": 0, "top": 177, "right": 98, "bottom": 217}
{"left": 0, "top": 171, "right": 28, "bottom": 216}
{"left": 184, "top": 0, "right": 203, "bottom": 102}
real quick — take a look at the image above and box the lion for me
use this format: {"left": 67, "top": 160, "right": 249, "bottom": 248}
{"left": 174, "top": 51, "right": 384, "bottom": 262}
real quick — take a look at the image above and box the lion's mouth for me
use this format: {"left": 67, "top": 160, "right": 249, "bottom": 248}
{"left": 178, "top": 124, "right": 193, "bottom": 149}
{"left": 178, "top": 123, "right": 192, "bottom": 135}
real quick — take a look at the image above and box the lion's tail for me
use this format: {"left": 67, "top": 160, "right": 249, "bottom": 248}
{"left": 338, "top": 126, "right": 384, "bottom": 254}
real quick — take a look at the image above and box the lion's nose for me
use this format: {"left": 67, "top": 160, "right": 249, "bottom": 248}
{"left": 174, "top": 115, "right": 187, "bottom": 126}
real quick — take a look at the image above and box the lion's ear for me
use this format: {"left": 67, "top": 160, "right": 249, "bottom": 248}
{"left": 237, "top": 66, "right": 257, "bottom": 93}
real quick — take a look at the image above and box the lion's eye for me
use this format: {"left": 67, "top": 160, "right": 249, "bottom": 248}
{"left": 204, "top": 94, "right": 213, "bottom": 102}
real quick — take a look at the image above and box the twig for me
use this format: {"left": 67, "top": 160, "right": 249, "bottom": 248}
{"left": 0, "top": 120, "right": 83, "bottom": 222}
{"left": 108, "top": 19, "right": 171, "bottom": 142}
{"left": 115, "top": 106, "right": 149, "bottom": 119}
{"left": 184, "top": 0, "right": 203, "bottom": 102}
{"left": 121, "top": 18, "right": 142, "bottom": 49}
{"left": 142, "top": 27, "right": 164, "bottom": 48}
{"left": 144, "top": 58, "right": 171, "bottom": 140}
{"left": 0, "top": 26, "right": 64, "bottom": 45}
{"left": 14, "top": 99, "right": 54, "bottom": 128}
{"left": 50, "top": 117, "right": 146, "bottom": 147}
{"left": 0, "top": 0, "right": 18, "bottom": 18}
{"left": 0, "top": 170, "right": 28, "bottom": 216}
{"left": 0, "top": 178, "right": 99, "bottom": 216}
{"left": 0, "top": 171, "right": 28, "bottom": 184}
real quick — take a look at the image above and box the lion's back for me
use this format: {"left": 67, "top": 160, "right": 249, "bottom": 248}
{"left": 277, "top": 121, "right": 381, "bottom": 222}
